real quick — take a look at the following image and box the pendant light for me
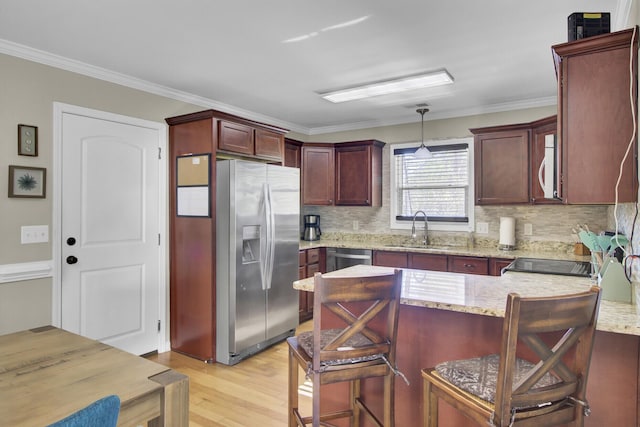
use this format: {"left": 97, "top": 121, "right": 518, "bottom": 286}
{"left": 414, "top": 108, "right": 432, "bottom": 159}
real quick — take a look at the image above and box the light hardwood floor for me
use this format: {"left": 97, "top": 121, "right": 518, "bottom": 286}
{"left": 148, "top": 321, "right": 312, "bottom": 426}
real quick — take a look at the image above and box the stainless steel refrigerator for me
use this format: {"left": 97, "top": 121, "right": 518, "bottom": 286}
{"left": 216, "top": 159, "right": 300, "bottom": 365}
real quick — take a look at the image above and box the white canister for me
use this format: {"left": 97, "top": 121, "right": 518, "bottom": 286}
{"left": 499, "top": 217, "right": 516, "bottom": 250}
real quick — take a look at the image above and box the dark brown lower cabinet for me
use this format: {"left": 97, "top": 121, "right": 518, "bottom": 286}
{"left": 372, "top": 250, "right": 511, "bottom": 277}
{"left": 490, "top": 257, "right": 513, "bottom": 276}
{"left": 372, "top": 250, "right": 408, "bottom": 268}
{"left": 409, "top": 253, "right": 448, "bottom": 271}
{"left": 299, "top": 248, "right": 324, "bottom": 322}
{"left": 447, "top": 255, "right": 489, "bottom": 275}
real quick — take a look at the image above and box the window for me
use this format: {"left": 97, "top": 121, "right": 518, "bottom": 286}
{"left": 390, "top": 138, "right": 473, "bottom": 232}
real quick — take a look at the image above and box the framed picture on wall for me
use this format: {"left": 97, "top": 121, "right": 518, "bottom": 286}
{"left": 8, "top": 165, "right": 46, "bottom": 198}
{"left": 18, "top": 124, "right": 38, "bottom": 156}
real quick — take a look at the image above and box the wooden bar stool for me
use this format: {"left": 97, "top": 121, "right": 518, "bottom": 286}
{"left": 422, "top": 286, "right": 601, "bottom": 427}
{"left": 287, "top": 270, "right": 403, "bottom": 427}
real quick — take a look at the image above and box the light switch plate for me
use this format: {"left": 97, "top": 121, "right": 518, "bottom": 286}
{"left": 21, "top": 225, "right": 49, "bottom": 244}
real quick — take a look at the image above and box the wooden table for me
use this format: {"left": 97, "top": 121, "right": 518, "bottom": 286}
{"left": 0, "top": 326, "right": 189, "bottom": 426}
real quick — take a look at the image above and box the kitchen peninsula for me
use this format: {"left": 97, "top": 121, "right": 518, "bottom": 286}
{"left": 294, "top": 265, "right": 639, "bottom": 426}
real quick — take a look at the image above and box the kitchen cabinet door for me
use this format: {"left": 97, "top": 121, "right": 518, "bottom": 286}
{"left": 553, "top": 28, "right": 638, "bottom": 204}
{"left": 284, "top": 138, "right": 302, "bottom": 168}
{"left": 489, "top": 257, "right": 513, "bottom": 276}
{"left": 218, "top": 120, "right": 254, "bottom": 156}
{"left": 473, "top": 127, "right": 530, "bottom": 205}
{"left": 335, "top": 140, "right": 383, "bottom": 206}
{"left": 301, "top": 144, "right": 335, "bottom": 205}
{"left": 298, "top": 249, "right": 319, "bottom": 322}
{"left": 255, "top": 128, "right": 283, "bottom": 161}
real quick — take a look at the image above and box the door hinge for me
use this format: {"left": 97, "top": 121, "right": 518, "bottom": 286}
{"left": 157, "top": 320, "right": 161, "bottom": 332}
{"left": 158, "top": 147, "right": 162, "bottom": 160}
{"left": 158, "top": 233, "right": 161, "bottom": 246}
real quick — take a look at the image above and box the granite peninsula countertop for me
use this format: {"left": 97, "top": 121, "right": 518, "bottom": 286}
{"left": 293, "top": 264, "right": 640, "bottom": 336}
{"left": 299, "top": 238, "right": 591, "bottom": 262}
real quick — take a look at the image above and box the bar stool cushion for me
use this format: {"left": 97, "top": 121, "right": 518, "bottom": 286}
{"left": 298, "top": 329, "right": 384, "bottom": 366}
{"left": 435, "top": 354, "right": 561, "bottom": 403}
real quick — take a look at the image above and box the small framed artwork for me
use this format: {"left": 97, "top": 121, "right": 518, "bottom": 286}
{"left": 8, "top": 165, "right": 46, "bottom": 198}
{"left": 18, "top": 124, "right": 38, "bottom": 156}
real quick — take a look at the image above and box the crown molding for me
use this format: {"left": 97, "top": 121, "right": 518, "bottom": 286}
{"left": 0, "top": 38, "right": 310, "bottom": 135}
{"left": 306, "top": 96, "right": 557, "bottom": 135}
{"left": 0, "top": 38, "right": 560, "bottom": 136}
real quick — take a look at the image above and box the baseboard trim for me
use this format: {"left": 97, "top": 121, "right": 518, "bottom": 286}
{"left": 0, "top": 260, "right": 53, "bottom": 284}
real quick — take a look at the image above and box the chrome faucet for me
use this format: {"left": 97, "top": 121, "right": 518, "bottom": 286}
{"left": 411, "top": 210, "right": 429, "bottom": 246}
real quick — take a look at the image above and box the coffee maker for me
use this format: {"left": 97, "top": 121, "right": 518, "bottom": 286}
{"left": 303, "top": 215, "right": 321, "bottom": 241}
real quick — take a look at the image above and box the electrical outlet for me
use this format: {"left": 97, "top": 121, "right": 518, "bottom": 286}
{"left": 524, "top": 223, "right": 533, "bottom": 236}
{"left": 476, "top": 222, "right": 489, "bottom": 234}
{"left": 21, "top": 225, "right": 49, "bottom": 244}
{"left": 352, "top": 220, "right": 359, "bottom": 231}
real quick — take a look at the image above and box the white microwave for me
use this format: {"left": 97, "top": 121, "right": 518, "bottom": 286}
{"left": 538, "top": 134, "right": 560, "bottom": 199}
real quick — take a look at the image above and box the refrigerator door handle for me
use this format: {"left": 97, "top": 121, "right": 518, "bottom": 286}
{"left": 265, "top": 183, "right": 276, "bottom": 290}
{"left": 259, "top": 184, "right": 269, "bottom": 291}
{"left": 260, "top": 183, "right": 276, "bottom": 290}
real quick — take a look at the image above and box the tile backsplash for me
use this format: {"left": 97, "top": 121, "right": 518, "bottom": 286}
{"left": 303, "top": 204, "right": 609, "bottom": 246}
{"left": 301, "top": 143, "right": 638, "bottom": 280}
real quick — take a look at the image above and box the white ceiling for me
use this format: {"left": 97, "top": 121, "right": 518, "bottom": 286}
{"left": 0, "top": 1, "right": 631, "bottom": 135}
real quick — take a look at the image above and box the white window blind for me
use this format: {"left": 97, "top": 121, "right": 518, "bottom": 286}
{"left": 393, "top": 143, "right": 469, "bottom": 222}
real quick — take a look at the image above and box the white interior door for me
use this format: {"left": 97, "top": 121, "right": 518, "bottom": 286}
{"left": 58, "top": 107, "right": 165, "bottom": 355}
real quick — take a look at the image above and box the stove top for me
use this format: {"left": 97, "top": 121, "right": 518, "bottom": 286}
{"left": 504, "top": 258, "right": 592, "bottom": 278}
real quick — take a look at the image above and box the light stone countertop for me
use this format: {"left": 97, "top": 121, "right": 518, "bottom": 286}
{"left": 299, "top": 238, "right": 591, "bottom": 262}
{"left": 293, "top": 264, "right": 640, "bottom": 336}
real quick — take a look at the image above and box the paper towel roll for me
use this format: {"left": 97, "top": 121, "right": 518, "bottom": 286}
{"left": 499, "top": 217, "right": 516, "bottom": 250}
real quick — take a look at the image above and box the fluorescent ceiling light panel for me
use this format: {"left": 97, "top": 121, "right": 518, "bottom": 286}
{"left": 320, "top": 70, "right": 454, "bottom": 103}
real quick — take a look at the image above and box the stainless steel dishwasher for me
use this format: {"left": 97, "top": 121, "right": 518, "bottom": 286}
{"left": 325, "top": 247, "right": 372, "bottom": 272}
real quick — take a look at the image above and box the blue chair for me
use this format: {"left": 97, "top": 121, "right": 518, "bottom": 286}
{"left": 47, "top": 395, "right": 120, "bottom": 427}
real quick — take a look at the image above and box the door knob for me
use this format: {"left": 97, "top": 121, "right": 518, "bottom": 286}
{"left": 66, "top": 255, "right": 78, "bottom": 265}
{"left": 66, "top": 237, "right": 76, "bottom": 246}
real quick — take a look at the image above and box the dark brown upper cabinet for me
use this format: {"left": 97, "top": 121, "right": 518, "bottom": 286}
{"left": 471, "top": 124, "right": 530, "bottom": 205}
{"left": 183, "top": 110, "right": 287, "bottom": 163}
{"left": 284, "top": 138, "right": 303, "bottom": 168}
{"left": 552, "top": 27, "right": 638, "bottom": 204}
{"left": 301, "top": 143, "right": 335, "bottom": 205}
{"left": 472, "top": 115, "right": 562, "bottom": 206}
{"left": 302, "top": 140, "right": 384, "bottom": 206}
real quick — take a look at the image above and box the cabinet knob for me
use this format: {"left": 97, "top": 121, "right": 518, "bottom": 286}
{"left": 464, "top": 264, "right": 474, "bottom": 268}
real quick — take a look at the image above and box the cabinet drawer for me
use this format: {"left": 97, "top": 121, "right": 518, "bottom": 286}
{"left": 298, "top": 266, "right": 306, "bottom": 280}
{"left": 306, "top": 248, "right": 320, "bottom": 264}
{"left": 448, "top": 256, "right": 489, "bottom": 275}
{"left": 299, "top": 250, "right": 306, "bottom": 266}
{"left": 408, "top": 253, "right": 448, "bottom": 272}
